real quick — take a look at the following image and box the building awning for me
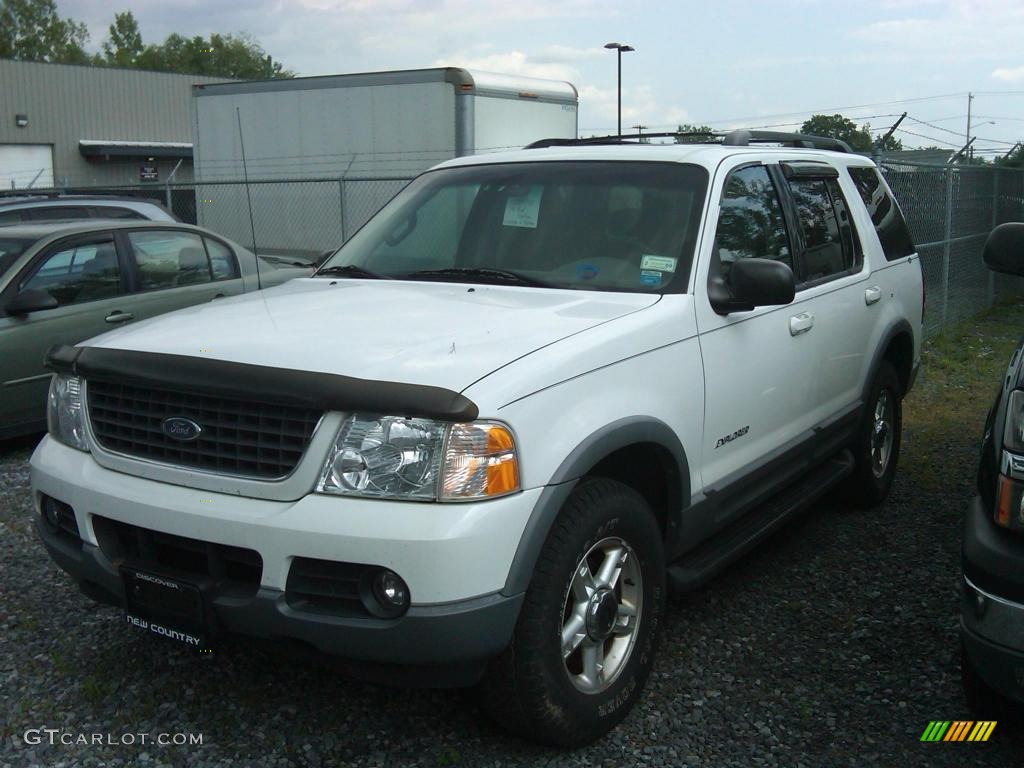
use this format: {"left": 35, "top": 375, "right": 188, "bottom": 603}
{"left": 79, "top": 140, "right": 193, "bottom": 160}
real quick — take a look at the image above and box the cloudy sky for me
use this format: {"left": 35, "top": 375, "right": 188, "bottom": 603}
{"left": 60, "top": 0, "right": 1024, "bottom": 156}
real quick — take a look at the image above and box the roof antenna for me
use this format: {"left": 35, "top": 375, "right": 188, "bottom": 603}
{"left": 236, "top": 106, "right": 262, "bottom": 290}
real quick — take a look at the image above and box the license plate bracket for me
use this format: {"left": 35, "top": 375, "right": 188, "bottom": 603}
{"left": 121, "top": 567, "right": 213, "bottom": 650}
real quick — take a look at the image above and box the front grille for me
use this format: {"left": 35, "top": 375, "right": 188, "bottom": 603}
{"left": 92, "top": 516, "right": 262, "bottom": 597}
{"left": 87, "top": 379, "right": 321, "bottom": 479}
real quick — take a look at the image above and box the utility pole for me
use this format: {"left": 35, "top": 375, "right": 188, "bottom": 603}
{"left": 966, "top": 92, "right": 974, "bottom": 163}
{"left": 949, "top": 137, "right": 976, "bottom": 164}
{"left": 875, "top": 112, "right": 907, "bottom": 161}
{"left": 632, "top": 124, "right": 648, "bottom": 142}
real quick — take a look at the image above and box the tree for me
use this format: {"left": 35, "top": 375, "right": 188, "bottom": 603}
{"left": 102, "top": 10, "right": 143, "bottom": 67}
{"left": 675, "top": 124, "right": 716, "bottom": 144}
{"left": 0, "top": 0, "right": 90, "bottom": 63}
{"left": 800, "top": 114, "right": 902, "bottom": 153}
{"left": 132, "top": 31, "right": 292, "bottom": 79}
{"left": 997, "top": 144, "right": 1024, "bottom": 168}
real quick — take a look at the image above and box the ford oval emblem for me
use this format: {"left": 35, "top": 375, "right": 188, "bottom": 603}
{"left": 161, "top": 417, "right": 203, "bottom": 442}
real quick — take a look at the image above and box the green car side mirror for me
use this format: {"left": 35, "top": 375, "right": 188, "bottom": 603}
{"left": 5, "top": 289, "right": 58, "bottom": 316}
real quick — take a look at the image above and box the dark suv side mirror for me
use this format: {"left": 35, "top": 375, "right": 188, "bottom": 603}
{"left": 709, "top": 259, "right": 796, "bottom": 314}
{"left": 5, "top": 289, "right": 58, "bottom": 316}
{"left": 984, "top": 222, "right": 1024, "bottom": 276}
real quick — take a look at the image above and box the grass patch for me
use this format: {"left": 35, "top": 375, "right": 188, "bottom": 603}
{"left": 902, "top": 300, "right": 1024, "bottom": 493}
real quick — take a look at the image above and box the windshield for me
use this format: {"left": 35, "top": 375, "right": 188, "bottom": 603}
{"left": 319, "top": 161, "right": 709, "bottom": 293}
{"left": 0, "top": 237, "right": 35, "bottom": 279}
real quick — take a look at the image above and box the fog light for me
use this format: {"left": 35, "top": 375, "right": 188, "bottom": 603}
{"left": 975, "top": 592, "right": 987, "bottom": 618}
{"left": 363, "top": 569, "right": 410, "bottom": 618}
{"left": 41, "top": 497, "right": 61, "bottom": 532}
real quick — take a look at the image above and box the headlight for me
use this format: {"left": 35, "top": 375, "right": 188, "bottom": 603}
{"left": 47, "top": 374, "right": 89, "bottom": 451}
{"left": 1005, "top": 390, "right": 1024, "bottom": 453}
{"left": 318, "top": 414, "right": 519, "bottom": 501}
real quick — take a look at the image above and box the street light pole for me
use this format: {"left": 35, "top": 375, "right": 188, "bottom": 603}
{"left": 604, "top": 42, "right": 634, "bottom": 138}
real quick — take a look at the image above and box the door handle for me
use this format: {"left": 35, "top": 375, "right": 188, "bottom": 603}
{"left": 104, "top": 311, "right": 134, "bottom": 324}
{"left": 865, "top": 285, "right": 882, "bottom": 305}
{"left": 789, "top": 312, "right": 814, "bottom": 336}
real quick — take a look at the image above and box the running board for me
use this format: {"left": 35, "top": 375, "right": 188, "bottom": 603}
{"left": 667, "top": 450, "right": 855, "bottom": 593}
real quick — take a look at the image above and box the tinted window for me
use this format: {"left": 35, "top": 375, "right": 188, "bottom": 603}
{"left": 21, "top": 237, "right": 121, "bottom": 306}
{"left": 0, "top": 237, "right": 35, "bottom": 278}
{"left": 27, "top": 206, "right": 91, "bottom": 221}
{"left": 713, "top": 165, "right": 791, "bottom": 278}
{"left": 92, "top": 206, "right": 146, "bottom": 220}
{"left": 848, "top": 167, "right": 915, "bottom": 261}
{"left": 128, "top": 230, "right": 211, "bottom": 290}
{"left": 321, "top": 162, "right": 709, "bottom": 294}
{"left": 787, "top": 177, "right": 860, "bottom": 283}
{"left": 0, "top": 211, "right": 24, "bottom": 225}
{"left": 204, "top": 238, "right": 240, "bottom": 280}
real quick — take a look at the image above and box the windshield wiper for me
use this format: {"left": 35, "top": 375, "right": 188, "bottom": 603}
{"left": 402, "top": 267, "right": 552, "bottom": 288}
{"left": 314, "top": 264, "right": 392, "bottom": 280}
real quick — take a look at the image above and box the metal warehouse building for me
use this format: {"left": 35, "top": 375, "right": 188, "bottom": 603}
{"left": 0, "top": 59, "right": 228, "bottom": 190}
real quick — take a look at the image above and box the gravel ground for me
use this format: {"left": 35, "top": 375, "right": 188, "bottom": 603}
{"left": 3, "top": 344, "right": 1023, "bottom": 765}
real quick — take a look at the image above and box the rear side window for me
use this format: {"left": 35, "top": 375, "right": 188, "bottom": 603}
{"left": 847, "top": 167, "right": 915, "bottom": 261}
{"left": 91, "top": 206, "right": 146, "bottom": 220}
{"left": 204, "top": 237, "right": 240, "bottom": 280}
{"left": 26, "top": 206, "right": 91, "bottom": 221}
{"left": 787, "top": 177, "right": 860, "bottom": 284}
{"left": 128, "top": 230, "right": 212, "bottom": 290}
{"left": 713, "top": 165, "right": 792, "bottom": 279}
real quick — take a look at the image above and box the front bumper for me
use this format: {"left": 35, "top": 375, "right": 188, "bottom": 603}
{"left": 961, "top": 494, "right": 1024, "bottom": 702}
{"left": 31, "top": 437, "right": 537, "bottom": 679}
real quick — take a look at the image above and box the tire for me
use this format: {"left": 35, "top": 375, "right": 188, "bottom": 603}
{"left": 846, "top": 361, "right": 902, "bottom": 507}
{"left": 478, "top": 478, "right": 665, "bottom": 747}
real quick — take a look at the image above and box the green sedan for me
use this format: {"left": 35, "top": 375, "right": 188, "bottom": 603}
{"left": 0, "top": 220, "right": 311, "bottom": 439}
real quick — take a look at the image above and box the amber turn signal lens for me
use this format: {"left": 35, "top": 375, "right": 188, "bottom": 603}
{"left": 996, "top": 473, "right": 1022, "bottom": 529}
{"left": 441, "top": 422, "right": 519, "bottom": 500}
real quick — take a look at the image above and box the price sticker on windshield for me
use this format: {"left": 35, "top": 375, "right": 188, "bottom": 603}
{"left": 641, "top": 255, "right": 677, "bottom": 272}
{"left": 503, "top": 186, "right": 544, "bottom": 229}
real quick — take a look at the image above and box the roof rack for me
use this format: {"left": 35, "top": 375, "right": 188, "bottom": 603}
{"left": 525, "top": 129, "right": 852, "bottom": 154}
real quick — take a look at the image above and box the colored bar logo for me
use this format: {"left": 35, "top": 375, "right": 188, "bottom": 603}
{"left": 920, "top": 721, "right": 996, "bottom": 742}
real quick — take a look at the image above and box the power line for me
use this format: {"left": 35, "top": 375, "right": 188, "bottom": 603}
{"left": 893, "top": 127, "right": 962, "bottom": 147}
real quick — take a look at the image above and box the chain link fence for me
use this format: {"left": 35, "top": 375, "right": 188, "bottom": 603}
{"left": 6, "top": 163, "right": 1024, "bottom": 335}
{"left": 879, "top": 160, "right": 1024, "bottom": 336}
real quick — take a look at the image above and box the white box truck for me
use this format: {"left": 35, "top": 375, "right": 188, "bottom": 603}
{"left": 190, "top": 68, "right": 578, "bottom": 261}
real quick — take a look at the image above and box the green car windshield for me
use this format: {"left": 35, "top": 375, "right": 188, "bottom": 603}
{"left": 0, "top": 237, "right": 35, "bottom": 280}
{"left": 318, "top": 161, "right": 709, "bottom": 293}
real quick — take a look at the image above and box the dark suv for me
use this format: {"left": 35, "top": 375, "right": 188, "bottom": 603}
{"left": 962, "top": 222, "right": 1024, "bottom": 712}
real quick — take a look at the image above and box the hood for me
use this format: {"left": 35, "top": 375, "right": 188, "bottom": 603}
{"left": 85, "top": 278, "right": 659, "bottom": 393}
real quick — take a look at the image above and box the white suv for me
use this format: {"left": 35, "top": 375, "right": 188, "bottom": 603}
{"left": 30, "top": 131, "right": 923, "bottom": 746}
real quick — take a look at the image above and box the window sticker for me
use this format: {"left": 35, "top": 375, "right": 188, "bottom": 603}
{"left": 576, "top": 263, "right": 599, "bottom": 280}
{"left": 640, "top": 254, "right": 677, "bottom": 272}
{"left": 503, "top": 186, "right": 544, "bottom": 229}
{"left": 640, "top": 270, "right": 663, "bottom": 286}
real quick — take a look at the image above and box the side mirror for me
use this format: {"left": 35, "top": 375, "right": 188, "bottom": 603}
{"left": 983, "top": 222, "right": 1024, "bottom": 276}
{"left": 709, "top": 259, "right": 796, "bottom": 315}
{"left": 5, "top": 289, "right": 58, "bottom": 316}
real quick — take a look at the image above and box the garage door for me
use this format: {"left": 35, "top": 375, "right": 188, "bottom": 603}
{"left": 0, "top": 144, "right": 54, "bottom": 189}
